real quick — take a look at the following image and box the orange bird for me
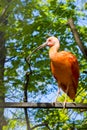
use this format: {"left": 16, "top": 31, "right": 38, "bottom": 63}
{"left": 28, "top": 36, "right": 79, "bottom": 106}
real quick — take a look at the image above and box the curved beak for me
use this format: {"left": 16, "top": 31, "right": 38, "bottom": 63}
{"left": 26, "top": 42, "right": 48, "bottom": 63}
{"left": 33, "top": 42, "right": 48, "bottom": 51}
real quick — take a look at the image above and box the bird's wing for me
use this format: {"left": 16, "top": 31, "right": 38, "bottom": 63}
{"left": 68, "top": 53, "right": 79, "bottom": 86}
{"left": 64, "top": 53, "right": 79, "bottom": 99}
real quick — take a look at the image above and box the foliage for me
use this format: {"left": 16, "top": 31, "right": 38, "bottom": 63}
{"left": 0, "top": 0, "right": 87, "bottom": 129}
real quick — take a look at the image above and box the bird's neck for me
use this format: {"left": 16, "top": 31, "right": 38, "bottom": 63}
{"left": 49, "top": 45, "right": 59, "bottom": 61}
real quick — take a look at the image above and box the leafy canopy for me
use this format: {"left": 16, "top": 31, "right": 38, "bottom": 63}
{"left": 0, "top": 0, "right": 87, "bottom": 129}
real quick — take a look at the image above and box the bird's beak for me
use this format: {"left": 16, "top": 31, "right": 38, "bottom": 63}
{"left": 26, "top": 42, "right": 48, "bottom": 62}
{"left": 33, "top": 42, "right": 48, "bottom": 51}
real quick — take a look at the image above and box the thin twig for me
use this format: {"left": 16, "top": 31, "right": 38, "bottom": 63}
{"left": 83, "top": 71, "right": 87, "bottom": 74}
{"left": 24, "top": 72, "right": 30, "bottom": 102}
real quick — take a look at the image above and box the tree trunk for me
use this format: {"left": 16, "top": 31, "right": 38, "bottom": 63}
{"left": 0, "top": 31, "right": 6, "bottom": 129}
{"left": 0, "top": 0, "right": 10, "bottom": 128}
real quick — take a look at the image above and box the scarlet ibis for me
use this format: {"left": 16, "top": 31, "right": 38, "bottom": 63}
{"left": 27, "top": 36, "right": 79, "bottom": 107}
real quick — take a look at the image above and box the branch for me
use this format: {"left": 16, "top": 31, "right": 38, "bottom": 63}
{"left": 0, "top": 102, "right": 87, "bottom": 109}
{"left": 83, "top": 71, "right": 87, "bottom": 74}
{"left": 68, "top": 18, "right": 87, "bottom": 59}
{"left": 5, "top": 56, "right": 16, "bottom": 62}
{"left": 0, "top": 5, "right": 8, "bottom": 19}
{"left": 32, "top": 123, "right": 50, "bottom": 130}
{"left": 24, "top": 108, "right": 32, "bottom": 130}
{"left": 0, "top": 1, "right": 12, "bottom": 23}
{"left": 24, "top": 72, "right": 30, "bottom": 102}
{"left": 23, "top": 72, "right": 32, "bottom": 130}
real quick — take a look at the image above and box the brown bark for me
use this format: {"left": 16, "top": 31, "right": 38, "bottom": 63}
{"left": 68, "top": 18, "right": 87, "bottom": 59}
{"left": 0, "top": 102, "right": 87, "bottom": 109}
{"left": 0, "top": 2, "right": 8, "bottom": 129}
{"left": 0, "top": 31, "right": 6, "bottom": 129}
{"left": 24, "top": 72, "right": 32, "bottom": 130}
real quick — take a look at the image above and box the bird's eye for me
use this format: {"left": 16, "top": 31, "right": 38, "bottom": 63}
{"left": 48, "top": 39, "right": 51, "bottom": 42}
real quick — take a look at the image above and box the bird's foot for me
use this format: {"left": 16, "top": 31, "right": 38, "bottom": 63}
{"left": 72, "top": 99, "right": 76, "bottom": 106}
{"left": 63, "top": 101, "right": 76, "bottom": 108}
{"left": 52, "top": 96, "right": 59, "bottom": 106}
{"left": 72, "top": 102, "right": 76, "bottom": 106}
{"left": 63, "top": 100, "right": 66, "bottom": 108}
{"left": 52, "top": 102, "right": 56, "bottom": 106}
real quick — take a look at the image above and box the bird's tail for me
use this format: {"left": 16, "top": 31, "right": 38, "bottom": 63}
{"left": 67, "top": 81, "right": 77, "bottom": 100}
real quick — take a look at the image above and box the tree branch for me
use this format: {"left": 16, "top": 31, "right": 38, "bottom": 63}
{"left": 32, "top": 123, "right": 50, "bottom": 130}
{"left": 68, "top": 18, "right": 87, "bottom": 59}
{"left": 23, "top": 72, "right": 32, "bottom": 130}
{"left": 0, "top": 5, "right": 8, "bottom": 19}
{"left": 0, "top": 102, "right": 87, "bottom": 109}
{"left": 24, "top": 108, "right": 32, "bottom": 130}
{"left": 0, "top": 0, "right": 13, "bottom": 25}
{"left": 24, "top": 72, "right": 30, "bottom": 102}
{"left": 83, "top": 71, "right": 87, "bottom": 74}
{"left": 5, "top": 56, "right": 16, "bottom": 62}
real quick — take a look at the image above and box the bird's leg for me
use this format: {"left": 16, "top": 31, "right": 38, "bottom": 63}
{"left": 52, "top": 88, "right": 61, "bottom": 106}
{"left": 63, "top": 94, "right": 67, "bottom": 108}
{"left": 56, "top": 87, "right": 61, "bottom": 102}
{"left": 72, "top": 99, "right": 76, "bottom": 106}
{"left": 63, "top": 85, "right": 69, "bottom": 108}
{"left": 58, "top": 87, "right": 61, "bottom": 95}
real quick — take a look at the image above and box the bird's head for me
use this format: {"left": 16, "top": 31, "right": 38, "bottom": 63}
{"left": 26, "top": 36, "right": 60, "bottom": 62}
{"left": 32, "top": 36, "right": 60, "bottom": 50}
{"left": 46, "top": 36, "right": 60, "bottom": 47}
